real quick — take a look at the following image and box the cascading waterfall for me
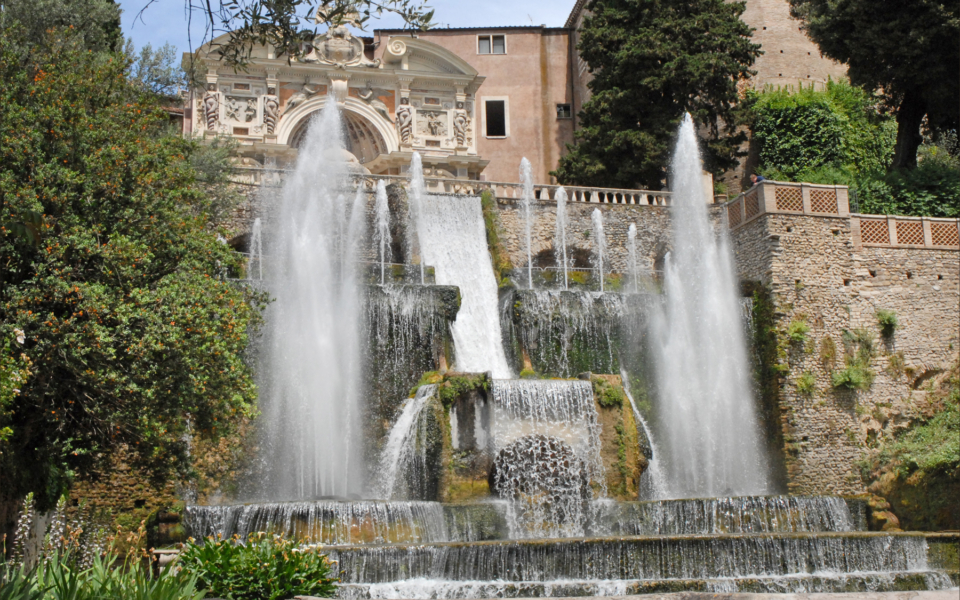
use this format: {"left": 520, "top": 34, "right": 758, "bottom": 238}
{"left": 520, "top": 157, "right": 534, "bottom": 289}
{"left": 591, "top": 209, "right": 606, "bottom": 292}
{"left": 414, "top": 164, "right": 512, "bottom": 377}
{"left": 489, "top": 380, "right": 606, "bottom": 538}
{"left": 331, "top": 534, "right": 945, "bottom": 598}
{"left": 254, "top": 101, "right": 365, "bottom": 500}
{"left": 554, "top": 186, "right": 569, "bottom": 290}
{"left": 374, "top": 180, "right": 391, "bottom": 285}
{"left": 627, "top": 223, "right": 638, "bottom": 293}
{"left": 377, "top": 385, "right": 437, "bottom": 500}
{"left": 408, "top": 153, "right": 426, "bottom": 285}
{"left": 501, "top": 290, "right": 645, "bottom": 378}
{"left": 593, "top": 495, "right": 858, "bottom": 536}
{"left": 620, "top": 367, "right": 668, "bottom": 500}
{"left": 650, "top": 114, "right": 771, "bottom": 498}
{"left": 250, "top": 217, "right": 263, "bottom": 280}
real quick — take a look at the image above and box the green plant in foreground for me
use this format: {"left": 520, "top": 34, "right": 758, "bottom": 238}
{"left": 876, "top": 309, "right": 898, "bottom": 337}
{"left": 831, "top": 364, "right": 875, "bottom": 391}
{"left": 787, "top": 320, "right": 811, "bottom": 343}
{"left": 796, "top": 371, "right": 817, "bottom": 395}
{"left": 178, "top": 533, "right": 337, "bottom": 600}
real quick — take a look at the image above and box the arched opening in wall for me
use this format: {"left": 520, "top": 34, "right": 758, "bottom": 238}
{"left": 289, "top": 109, "right": 387, "bottom": 164}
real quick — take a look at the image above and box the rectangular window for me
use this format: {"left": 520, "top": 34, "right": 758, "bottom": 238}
{"left": 556, "top": 104, "right": 572, "bottom": 119}
{"left": 233, "top": 83, "right": 250, "bottom": 91}
{"left": 233, "top": 127, "right": 249, "bottom": 136}
{"left": 485, "top": 100, "right": 506, "bottom": 137}
{"left": 478, "top": 35, "right": 506, "bottom": 55}
{"left": 424, "top": 97, "right": 441, "bottom": 105}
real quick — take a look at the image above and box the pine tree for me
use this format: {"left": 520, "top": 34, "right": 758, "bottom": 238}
{"left": 554, "top": 0, "right": 760, "bottom": 189}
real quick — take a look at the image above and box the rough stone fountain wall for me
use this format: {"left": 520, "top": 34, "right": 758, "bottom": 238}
{"left": 732, "top": 212, "right": 960, "bottom": 496}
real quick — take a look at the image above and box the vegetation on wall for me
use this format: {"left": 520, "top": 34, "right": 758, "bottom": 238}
{"left": 875, "top": 309, "right": 898, "bottom": 338}
{"left": 831, "top": 329, "right": 876, "bottom": 391}
{"left": 0, "top": 26, "right": 266, "bottom": 512}
{"left": 592, "top": 375, "right": 625, "bottom": 409}
{"left": 480, "top": 191, "right": 513, "bottom": 287}
{"left": 554, "top": 0, "right": 760, "bottom": 189}
{"left": 859, "top": 364, "right": 960, "bottom": 530}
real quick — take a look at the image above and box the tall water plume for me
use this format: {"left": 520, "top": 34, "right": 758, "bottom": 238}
{"left": 249, "top": 217, "right": 263, "bottom": 280}
{"left": 255, "top": 101, "right": 366, "bottom": 500}
{"left": 627, "top": 223, "right": 638, "bottom": 293}
{"left": 554, "top": 186, "right": 569, "bottom": 290}
{"left": 414, "top": 162, "right": 512, "bottom": 377}
{"left": 591, "top": 209, "right": 606, "bottom": 292}
{"left": 651, "top": 114, "right": 770, "bottom": 497}
{"left": 374, "top": 180, "right": 391, "bottom": 285}
{"left": 408, "top": 153, "right": 426, "bottom": 284}
{"left": 520, "top": 158, "right": 534, "bottom": 289}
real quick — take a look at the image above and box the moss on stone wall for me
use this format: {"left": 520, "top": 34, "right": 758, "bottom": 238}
{"left": 592, "top": 375, "right": 643, "bottom": 500}
{"left": 747, "top": 283, "right": 790, "bottom": 493}
{"left": 481, "top": 191, "right": 513, "bottom": 286}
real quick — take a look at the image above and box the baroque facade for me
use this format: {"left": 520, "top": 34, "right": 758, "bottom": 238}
{"left": 185, "top": 1, "right": 846, "bottom": 185}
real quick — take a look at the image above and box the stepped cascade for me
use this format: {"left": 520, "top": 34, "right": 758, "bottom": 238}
{"left": 183, "top": 104, "right": 957, "bottom": 599}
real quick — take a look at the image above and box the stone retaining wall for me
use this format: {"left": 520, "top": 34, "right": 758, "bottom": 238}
{"left": 732, "top": 212, "right": 960, "bottom": 495}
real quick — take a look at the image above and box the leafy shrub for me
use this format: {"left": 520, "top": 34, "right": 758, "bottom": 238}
{"left": 876, "top": 309, "right": 898, "bottom": 337}
{"left": 787, "top": 320, "right": 810, "bottom": 343}
{"left": 831, "top": 364, "right": 875, "bottom": 390}
{"left": 592, "top": 376, "right": 625, "bottom": 408}
{"left": 796, "top": 371, "right": 817, "bottom": 395}
{"left": 832, "top": 329, "right": 876, "bottom": 390}
{"left": 178, "top": 533, "right": 337, "bottom": 600}
{"left": 819, "top": 336, "right": 838, "bottom": 368}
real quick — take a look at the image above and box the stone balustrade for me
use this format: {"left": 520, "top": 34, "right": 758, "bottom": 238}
{"left": 229, "top": 166, "right": 672, "bottom": 206}
{"left": 725, "top": 180, "right": 959, "bottom": 250}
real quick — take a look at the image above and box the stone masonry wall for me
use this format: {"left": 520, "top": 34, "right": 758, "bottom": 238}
{"left": 493, "top": 198, "right": 725, "bottom": 277}
{"left": 732, "top": 213, "right": 960, "bottom": 495}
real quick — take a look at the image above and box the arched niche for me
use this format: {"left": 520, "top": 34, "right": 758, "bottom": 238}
{"left": 276, "top": 96, "right": 399, "bottom": 164}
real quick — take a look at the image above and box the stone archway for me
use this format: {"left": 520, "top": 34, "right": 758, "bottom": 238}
{"left": 288, "top": 109, "right": 388, "bottom": 165}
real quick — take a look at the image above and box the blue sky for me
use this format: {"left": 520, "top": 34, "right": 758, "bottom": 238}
{"left": 117, "top": 1, "right": 575, "bottom": 54}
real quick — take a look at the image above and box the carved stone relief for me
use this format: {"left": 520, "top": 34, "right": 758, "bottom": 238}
{"left": 226, "top": 96, "right": 258, "bottom": 123}
{"left": 302, "top": 25, "right": 380, "bottom": 68}
{"left": 395, "top": 98, "right": 413, "bottom": 145}
{"left": 453, "top": 101, "right": 469, "bottom": 147}
{"left": 262, "top": 89, "right": 280, "bottom": 135}
{"left": 417, "top": 110, "right": 447, "bottom": 137}
{"left": 202, "top": 86, "right": 220, "bottom": 131}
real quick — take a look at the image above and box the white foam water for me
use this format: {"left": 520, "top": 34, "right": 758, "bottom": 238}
{"left": 520, "top": 157, "right": 534, "bottom": 289}
{"left": 591, "top": 209, "right": 606, "bottom": 291}
{"left": 555, "top": 186, "right": 569, "bottom": 290}
{"left": 620, "top": 367, "right": 669, "bottom": 499}
{"left": 374, "top": 179, "right": 392, "bottom": 284}
{"left": 255, "top": 101, "right": 366, "bottom": 499}
{"left": 650, "top": 114, "right": 771, "bottom": 498}
{"left": 416, "top": 192, "right": 512, "bottom": 378}
{"left": 376, "top": 385, "right": 437, "bottom": 499}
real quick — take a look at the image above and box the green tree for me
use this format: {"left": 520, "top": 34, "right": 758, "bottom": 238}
{"left": 553, "top": 0, "right": 760, "bottom": 190}
{"left": 0, "top": 0, "right": 123, "bottom": 54}
{"left": 127, "top": 41, "right": 187, "bottom": 100}
{"left": 788, "top": 0, "right": 960, "bottom": 170}
{"left": 0, "top": 28, "right": 266, "bottom": 510}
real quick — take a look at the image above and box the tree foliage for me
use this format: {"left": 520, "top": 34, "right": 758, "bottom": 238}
{"left": 194, "top": 0, "right": 433, "bottom": 67}
{"left": 553, "top": 0, "right": 760, "bottom": 190}
{"left": 127, "top": 42, "right": 188, "bottom": 100}
{"left": 751, "top": 81, "right": 959, "bottom": 218}
{"left": 788, "top": 0, "right": 960, "bottom": 170}
{"left": 0, "top": 0, "right": 123, "bottom": 55}
{"left": 0, "top": 28, "right": 266, "bottom": 510}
